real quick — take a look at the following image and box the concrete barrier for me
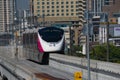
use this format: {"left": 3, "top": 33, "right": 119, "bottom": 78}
{"left": 49, "top": 54, "right": 120, "bottom": 80}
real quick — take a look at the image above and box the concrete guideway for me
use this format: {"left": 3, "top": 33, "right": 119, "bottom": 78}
{"left": 0, "top": 45, "right": 120, "bottom": 80}
{"left": 0, "top": 77, "right": 2, "bottom": 80}
{"left": 0, "top": 54, "right": 72, "bottom": 80}
{"left": 50, "top": 54, "right": 120, "bottom": 80}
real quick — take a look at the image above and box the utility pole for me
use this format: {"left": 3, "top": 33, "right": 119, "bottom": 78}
{"left": 30, "top": 0, "right": 33, "bottom": 28}
{"left": 106, "top": 14, "right": 109, "bottom": 62}
{"left": 86, "top": 0, "right": 91, "bottom": 80}
{"left": 69, "top": 24, "right": 72, "bottom": 55}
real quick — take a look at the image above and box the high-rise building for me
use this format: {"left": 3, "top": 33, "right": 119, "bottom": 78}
{"left": 30, "top": 0, "right": 86, "bottom": 45}
{"left": 30, "top": 0, "right": 85, "bottom": 23}
{"left": 102, "top": 0, "right": 120, "bottom": 23}
{"left": 0, "top": 0, "right": 14, "bottom": 32}
{"left": 88, "top": 0, "right": 120, "bottom": 45}
{"left": 91, "top": 0, "right": 113, "bottom": 16}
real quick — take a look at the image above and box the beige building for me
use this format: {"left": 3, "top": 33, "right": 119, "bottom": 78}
{"left": 30, "top": 0, "right": 86, "bottom": 45}
{"left": 0, "top": 0, "right": 14, "bottom": 32}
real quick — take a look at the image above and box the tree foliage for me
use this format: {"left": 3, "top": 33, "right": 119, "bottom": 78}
{"left": 67, "top": 44, "right": 120, "bottom": 63}
{"left": 90, "top": 44, "right": 120, "bottom": 63}
{"left": 71, "top": 45, "right": 85, "bottom": 57}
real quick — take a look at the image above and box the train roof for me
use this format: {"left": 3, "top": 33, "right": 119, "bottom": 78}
{"left": 23, "top": 27, "right": 64, "bottom": 34}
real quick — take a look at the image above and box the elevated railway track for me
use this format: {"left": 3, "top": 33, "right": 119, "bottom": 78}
{"left": 0, "top": 46, "right": 120, "bottom": 80}
{"left": 0, "top": 54, "right": 72, "bottom": 80}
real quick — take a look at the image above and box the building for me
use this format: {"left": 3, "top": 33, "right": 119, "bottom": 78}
{"left": 90, "top": 0, "right": 115, "bottom": 16}
{"left": 84, "top": 0, "right": 116, "bottom": 44}
{"left": 99, "top": 24, "right": 120, "bottom": 46}
{"left": 97, "top": 0, "right": 120, "bottom": 44}
{"left": 0, "top": 0, "right": 14, "bottom": 32}
{"left": 30, "top": 0, "right": 86, "bottom": 45}
{"left": 30, "top": 0, "right": 85, "bottom": 23}
{"left": 102, "top": 0, "right": 120, "bottom": 23}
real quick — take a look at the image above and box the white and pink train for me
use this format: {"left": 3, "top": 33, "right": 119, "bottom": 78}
{"left": 23, "top": 27, "right": 65, "bottom": 64}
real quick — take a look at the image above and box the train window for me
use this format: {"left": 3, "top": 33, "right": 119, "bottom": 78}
{"left": 38, "top": 27, "right": 64, "bottom": 42}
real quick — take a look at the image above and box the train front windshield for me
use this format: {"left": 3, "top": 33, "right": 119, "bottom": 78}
{"left": 38, "top": 27, "right": 64, "bottom": 42}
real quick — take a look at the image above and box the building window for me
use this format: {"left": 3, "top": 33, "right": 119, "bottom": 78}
{"left": 37, "top": 14, "right": 40, "bottom": 16}
{"left": 56, "top": 2, "right": 59, "bottom": 4}
{"left": 42, "top": 10, "right": 45, "bottom": 12}
{"left": 47, "top": 14, "right": 50, "bottom": 16}
{"left": 57, "top": 13, "right": 59, "bottom": 16}
{"left": 47, "top": 6, "right": 49, "bottom": 8}
{"left": 113, "top": 13, "right": 120, "bottom": 17}
{"left": 66, "top": 9, "right": 69, "bottom": 12}
{"left": 61, "top": 2, "right": 64, "bottom": 4}
{"left": 57, "top": 10, "right": 59, "bottom": 12}
{"left": 61, "top": 6, "right": 64, "bottom": 8}
{"left": 47, "top": 10, "right": 49, "bottom": 12}
{"left": 71, "top": 9, "right": 74, "bottom": 12}
{"left": 66, "top": 6, "right": 69, "bottom": 8}
{"left": 37, "top": 10, "right": 40, "bottom": 12}
{"left": 52, "top": 2, "right": 54, "bottom": 4}
{"left": 71, "top": 1, "right": 74, "bottom": 4}
{"left": 42, "top": 2, "right": 45, "bottom": 5}
{"left": 52, "top": 14, "right": 54, "bottom": 16}
{"left": 61, "top": 13, "right": 64, "bottom": 16}
{"left": 61, "top": 9, "right": 64, "bottom": 12}
{"left": 71, "top": 13, "right": 74, "bottom": 16}
{"left": 76, "top": 13, "right": 78, "bottom": 16}
{"left": 66, "top": 1, "right": 69, "bottom": 4}
{"left": 56, "top": 6, "right": 59, "bottom": 8}
{"left": 37, "top": 6, "right": 40, "bottom": 9}
{"left": 104, "top": 0, "right": 109, "bottom": 5}
{"left": 47, "top": 2, "right": 49, "bottom": 4}
{"left": 52, "top": 10, "right": 54, "bottom": 12}
{"left": 37, "top": 2, "right": 40, "bottom": 5}
{"left": 42, "top": 6, "right": 44, "bottom": 9}
{"left": 71, "top": 5, "right": 74, "bottom": 8}
{"left": 66, "top": 13, "right": 69, "bottom": 16}
{"left": 76, "top": 1, "right": 78, "bottom": 4}
{"left": 52, "top": 6, "right": 54, "bottom": 8}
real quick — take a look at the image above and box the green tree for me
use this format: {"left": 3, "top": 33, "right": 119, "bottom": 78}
{"left": 72, "top": 45, "right": 84, "bottom": 57}
{"left": 90, "top": 44, "right": 120, "bottom": 63}
{"left": 90, "top": 45, "right": 107, "bottom": 61}
{"left": 109, "top": 44, "right": 120, "bottom": 63}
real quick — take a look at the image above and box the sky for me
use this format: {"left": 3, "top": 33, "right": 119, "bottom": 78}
{"left": 15, "top": 0, "right": 30, "bottom": 18}
{"left": 16, "top": 0, "right": 29, "bottom": 10}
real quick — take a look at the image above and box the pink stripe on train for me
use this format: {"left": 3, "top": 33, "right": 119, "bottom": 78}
{"left": 37, "top": 38, "right": 44, "bottom": 53}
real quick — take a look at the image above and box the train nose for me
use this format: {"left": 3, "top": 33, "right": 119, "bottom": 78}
{"left": 49, "top": 43, "right": 56, "bottom": 46}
